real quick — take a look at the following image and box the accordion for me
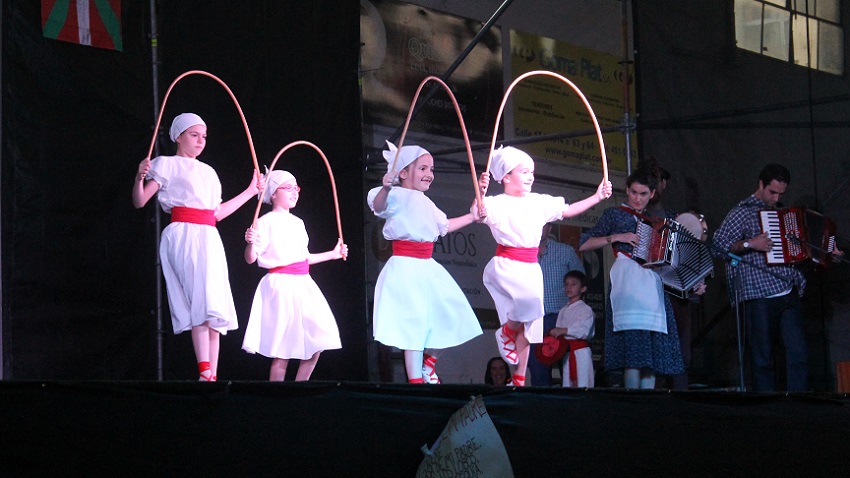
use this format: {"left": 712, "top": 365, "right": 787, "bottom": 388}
{"left": 758, "top": 207, "right": 837, "bottom": 266}
{"left": 628, "top": 211, "right": 714, "bottom": 298}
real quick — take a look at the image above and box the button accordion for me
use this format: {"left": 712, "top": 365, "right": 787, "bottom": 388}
{"left": 625, "top": 208, "right": 714, "bottom": 298}
{"left": 758, "top": 207, "right": 837, "bottom": 266}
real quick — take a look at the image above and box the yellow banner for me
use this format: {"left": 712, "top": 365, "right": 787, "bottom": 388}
{"left": 509, "top": 29, "right": 635, "bottom": 172}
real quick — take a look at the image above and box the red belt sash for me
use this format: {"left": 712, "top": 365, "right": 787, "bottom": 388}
{"left": 171, "top": 206, "right": 216, "bottom": 226}
{"left": 496, "top": 245, "right": 538, "bottom": 263}
{"left": 269, "top": 260, "right": 309, "bottom": 275}
{"left": 564, "top": 339, "right": 590, "bottom": 386}
{"left": 392, "top": 240, "right": 433, "bottom": 259}
{"left": 613, "top": 246, "right": 634, "bottom": 259}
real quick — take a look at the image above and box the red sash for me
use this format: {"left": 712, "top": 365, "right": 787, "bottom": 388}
{"left": 564, "top": 339, "right": 590, "bottom": 386}
{"left": 495, "top": 245, "right": 538, "bottom": 263}
{"left": 392, "top": 240, "right": 433, "bottom": 259}
{"left": 269, "top": 260, "right": 309, "bottom": 275}
{"left": 171, "top": 207, "right": 216, "bottom": 226}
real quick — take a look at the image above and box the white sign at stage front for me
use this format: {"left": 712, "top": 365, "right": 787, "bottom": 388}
{"left": 416, "top": 395, "right": 514, "bottom": 478}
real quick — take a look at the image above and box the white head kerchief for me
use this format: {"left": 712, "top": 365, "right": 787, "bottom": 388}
{"left": 169, "top": 113, "right": 206, "bottom": 142}
{"left": 262, "top": 170, "right": 297, "bottom": 204}
{"left": 489, "top": 146, "right": 533, "bottom": 183}
{"left": 382, "top": 141, "right": 430, "bottom": 173}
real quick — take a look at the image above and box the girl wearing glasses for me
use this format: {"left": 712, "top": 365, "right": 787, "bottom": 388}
{"left": 243, "top": 170, "right": 348, "bottom": 381}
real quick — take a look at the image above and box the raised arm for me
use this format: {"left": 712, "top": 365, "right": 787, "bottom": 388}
{"left": 562, "top": 179, "right": 612, "bottom": 220}
{"left": 371, "top": 172, "right": 395, "bottom": 214}
{"left": 216, "top": 169, "right": 263, "bottom": 221}
{"left": 132, "top": 158, "right": 160, "bottom": 208}
{"left": 448, "top": 197, "right": 488, "bottom": 233}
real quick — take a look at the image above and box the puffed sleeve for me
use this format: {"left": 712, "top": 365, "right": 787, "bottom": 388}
{"left": 367, "top": 186, "right": 398, "bottom": 219}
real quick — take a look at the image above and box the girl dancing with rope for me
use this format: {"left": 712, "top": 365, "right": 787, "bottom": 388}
{"left": 243, "top": 170, "right": 348, "bottom": 381}
{"left": 478, "top": 146, "right": 611, "bottom": 386}
{"left": 133, "top": 113, "right": 263, "bottom": 381}
{"left": 368, "top": 142, "right": 484, "bottom": 384}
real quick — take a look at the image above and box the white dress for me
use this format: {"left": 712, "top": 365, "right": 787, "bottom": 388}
{"left": 147, "top": 155, "right": 238, "bottom": 335}
{"left": 367, "top": 186, "right": 482, "bottom": 350}
{"left": 481, "top": 193, "right": 565, "bottom": 343}
{"left": 241, "top": 211, "right": 341, "bottom": 360}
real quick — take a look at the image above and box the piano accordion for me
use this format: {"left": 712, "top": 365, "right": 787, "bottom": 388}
{"left": 758, "top": 207, "right": 837, "bottom": 266}
{"left": 629, "top": 212, "right": 714, "bottom": 298}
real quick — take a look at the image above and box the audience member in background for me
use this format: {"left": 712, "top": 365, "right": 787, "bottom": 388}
{"left": 485, "top": 356, "right": 512, "bottom": 386}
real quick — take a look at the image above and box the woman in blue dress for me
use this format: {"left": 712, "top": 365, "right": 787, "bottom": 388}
{"left": 578, "top": 168, "right": 683, "bottom": 389}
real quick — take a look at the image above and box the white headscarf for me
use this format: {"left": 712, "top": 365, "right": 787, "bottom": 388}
{"left": 169, "top": 113, "right": 206, "bottom": 142}
{"left": 262, "top": 170, "right": 297, "bottom": 204}
{"left": 489, "top": 146, "right": 534, "bottom": 183}
{"left": 382, "top": 141, "right": 430, "bottom": 173}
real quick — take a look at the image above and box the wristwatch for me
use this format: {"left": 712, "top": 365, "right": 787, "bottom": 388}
{"left": 742, "top": 240, "right": 750, "bottom": 250}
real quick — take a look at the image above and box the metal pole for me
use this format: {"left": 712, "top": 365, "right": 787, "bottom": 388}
{"left": 387, "top": 0, "right": 516, "bottom": 144}
{"left": 149, "top": 0, "right": 164, "bottom": 381}
{"left": 620, "top": 0, "right": 634, "bottom": 176}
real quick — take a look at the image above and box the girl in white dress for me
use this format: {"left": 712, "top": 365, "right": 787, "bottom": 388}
{"left": 242, "top": 170, "right": 348, "bottom": 381}
{"left": 479, "top": 146, "right": 611, "bottom": 386}
{"left": 367, "top": 142, "right": 484, "bottom": 384}
{"left": 132, "top": 113, "right": 263, "bottom": 381}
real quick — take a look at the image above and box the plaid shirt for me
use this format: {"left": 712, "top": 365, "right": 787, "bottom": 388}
{"left": 539, "top": 238, "right": 585, "bottom": 314}
{"left": 712, "top": 195, "right": 806, "bottom": 304}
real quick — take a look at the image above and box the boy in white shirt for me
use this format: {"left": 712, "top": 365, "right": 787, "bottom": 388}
{"left": 549, "top": 270, "right": 595, "bottom": 387}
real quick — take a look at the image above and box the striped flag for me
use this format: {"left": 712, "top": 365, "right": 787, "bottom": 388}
{"left": 42, "top": 0, "right": 122, "bottom": 51}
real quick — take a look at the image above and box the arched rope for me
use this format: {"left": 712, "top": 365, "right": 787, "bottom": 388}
{"left": 146, "top": 70, "right": 260, "bottom": 174}
{"left": 252, "top": 141, "right": 343, "bottom": 251}
{"left": 391, "top": 76, "right": 482, "bottom": 209}
{"left": 485, "top": 70, "right": 609, "bottom": 185}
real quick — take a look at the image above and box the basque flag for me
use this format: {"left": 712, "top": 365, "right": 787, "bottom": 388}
{"left": 42, "top": 0, "right": 122, "bottom": 51}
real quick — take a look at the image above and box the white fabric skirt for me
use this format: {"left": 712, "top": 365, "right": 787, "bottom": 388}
{"left": 242, "top": 272, "right": 341, "bottom": 360}
{"left": 373, "top": 256, "right": 482, "bottom": 350}
{"left": 160, "top": 222, "right": 238, "bottom": 335}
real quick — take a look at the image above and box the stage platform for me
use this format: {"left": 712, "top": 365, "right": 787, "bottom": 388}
{"left": 1, "top": 381, "right": 849, "bottom": 477}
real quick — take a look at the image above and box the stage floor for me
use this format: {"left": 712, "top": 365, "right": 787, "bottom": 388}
{"left": 1, "top": 381, "right": 848, "bottom": 476}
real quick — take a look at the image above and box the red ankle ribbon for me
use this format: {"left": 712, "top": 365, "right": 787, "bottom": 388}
{"left": 496, "top": 245, "right": 538, "bottom": 263}
{"left": 392, "top": 240, "right": 433, "bottom": 259}
{"left": 171, "top": 206, "right": 216, "bottom": 226}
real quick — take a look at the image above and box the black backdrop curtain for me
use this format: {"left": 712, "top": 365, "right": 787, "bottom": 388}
{"left": 1, "top": 0, "right": 365, "bottom": 380}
